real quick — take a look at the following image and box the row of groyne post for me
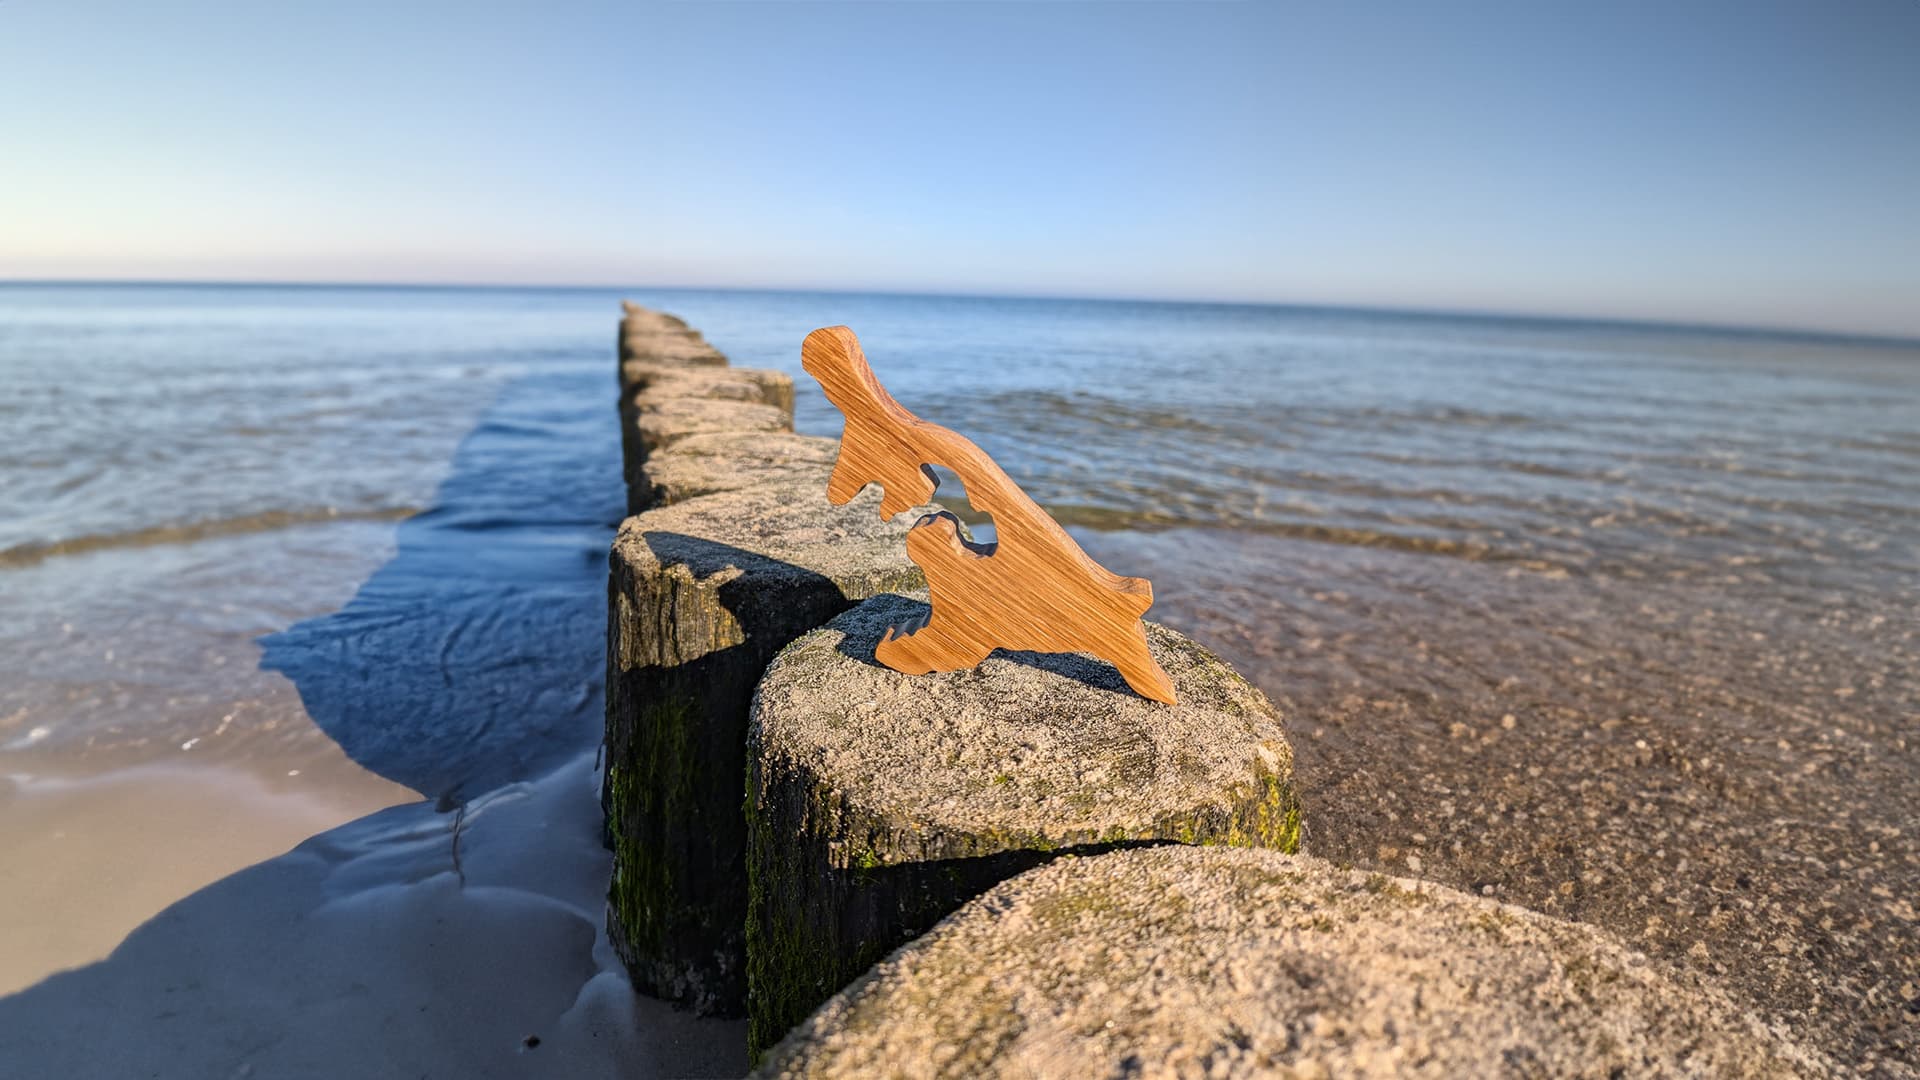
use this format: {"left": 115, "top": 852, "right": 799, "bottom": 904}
{"left": 599, "top": 304, "right": 1825, "bottom": 1077}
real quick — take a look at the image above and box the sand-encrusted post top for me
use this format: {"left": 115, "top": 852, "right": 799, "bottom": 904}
{"left": 618, "top": 301, "right": 728, "bottom": 367}
{"left": 744, "top": 593, "right": 1302, "bottom": 1057}
{"left": 614, "top": 307, "right": 794, "bottom": 516}
{"left": 754, "top": 846, "right": 1833, "bottom": 1078}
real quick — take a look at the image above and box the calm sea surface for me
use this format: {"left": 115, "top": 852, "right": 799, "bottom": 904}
{"left": 2, "top": 284, "right": 1915, "bottom": 765}
{"left": 2, "top": 284, "right": 1917, "bottom": 1060}
{"left": 8, "top": 285, "right": 1917, "bottom": 583}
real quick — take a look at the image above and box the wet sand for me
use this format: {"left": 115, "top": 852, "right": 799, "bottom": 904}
{"left": 0, "top": 753, "right": 747, "bottom": 1079}
{"left": 1086, "top": 527, "right": 1920, "bottom": 1072}
{"left": 0, "top": 350, "right": 756, "bottom": 1076}
{"left": 0, "top": 510, "right": 745, "bottom": 1076}
{"left": 0, "top": 521, "right": 422, "bottom": 994}
{"left": 0, "top": 757, "right": 413, "bottom": 996}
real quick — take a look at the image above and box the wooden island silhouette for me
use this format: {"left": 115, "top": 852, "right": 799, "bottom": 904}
{"left": 801, "top": 325, "right": 1178, "bottom": 705}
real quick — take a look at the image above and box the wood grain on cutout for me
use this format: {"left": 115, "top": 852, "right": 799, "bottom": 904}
{"left": 801, "top": 325, "right": 1178, "bottom": 705}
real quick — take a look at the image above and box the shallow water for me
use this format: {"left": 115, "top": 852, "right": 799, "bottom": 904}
{"left": 1, "top": 284, "right": 1917, "bottom": 1067}
{"left": 0, "top": 286, "right": 628, "bottom": 789}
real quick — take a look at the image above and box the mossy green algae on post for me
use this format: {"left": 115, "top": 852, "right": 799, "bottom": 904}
{"left": 744, "top": 593, "right": 1303, "bottom": 1056}
{"left": 603, "top": 485, "right": 929, "bottom": 1015}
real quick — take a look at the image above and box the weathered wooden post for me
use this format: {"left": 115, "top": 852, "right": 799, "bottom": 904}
{"left": 603, "top": 304, "right": 932, "bottom": 1016}
{"left": 745, "top": 593, "right": 1302, "bottom": 1054}
{"left": 753, "top": 846, "right": 1827, "bottom": 1078}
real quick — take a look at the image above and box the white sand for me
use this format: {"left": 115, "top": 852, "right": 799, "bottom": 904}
{"left": 0, "top": 752, "right": 746, "bottom": 1078}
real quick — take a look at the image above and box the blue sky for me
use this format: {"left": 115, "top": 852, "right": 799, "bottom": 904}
{"left": 2, "top": 1, "right": 1917, "bottom": 337}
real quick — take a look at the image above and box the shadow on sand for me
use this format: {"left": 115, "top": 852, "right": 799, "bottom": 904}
{"left": 257, "top": 367, "right": 625, "bottom": 803}
{"left": 0, "top": 367, "right": 748, "bottom": 1078}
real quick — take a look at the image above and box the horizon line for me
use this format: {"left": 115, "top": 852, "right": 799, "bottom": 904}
{"left": 3, "top": 275, "right": 1915, "bottom": 351}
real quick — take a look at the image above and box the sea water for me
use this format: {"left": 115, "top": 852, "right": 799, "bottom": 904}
{"left": 2, "top": 284, "right": 1916, "bottom": 1063}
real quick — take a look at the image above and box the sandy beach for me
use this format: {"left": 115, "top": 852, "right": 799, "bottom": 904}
{"left": 0, "top": 752, "right": 746, "bottom": 1078}
{"left": 0, "top": 757, "right": 412, "bottom": 997}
